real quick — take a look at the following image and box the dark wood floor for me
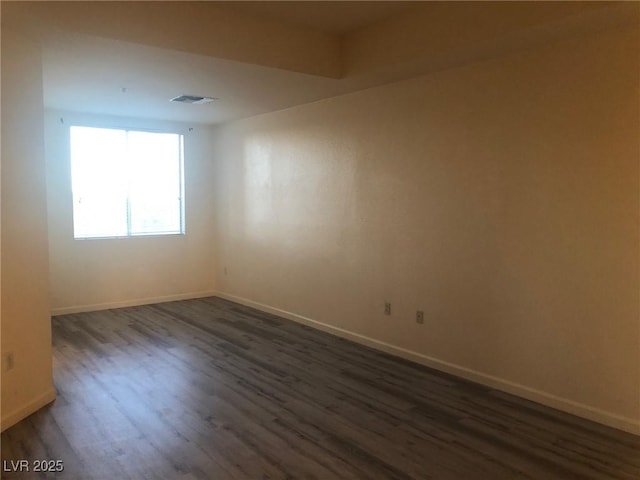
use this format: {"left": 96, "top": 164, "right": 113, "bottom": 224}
{"left": 1, "top": 297, "right": 638, "bottom": 479}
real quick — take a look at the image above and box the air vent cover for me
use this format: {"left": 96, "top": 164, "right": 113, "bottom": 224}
{"left": 170, "top": 95, "right": 216, "bottom": 105}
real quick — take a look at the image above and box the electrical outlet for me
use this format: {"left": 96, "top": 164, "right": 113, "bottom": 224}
{"left": 5, "top": 352, "right": 15, "bottom": 371}
{"left": 416, "top": 311, "right": 424, "bottom": 324}
{"left": 384, "top": 302, "right": 391, "bottom": 316}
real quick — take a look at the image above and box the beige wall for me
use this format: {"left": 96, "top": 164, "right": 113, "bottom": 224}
{"left": 1, "top": 27, "right": 56, "bottom": 430}
{"left": 211, "top": 27, "right": 640, "bottom": 433}
{"left": 46, "top": 112, "right": 216, "bottom": 314}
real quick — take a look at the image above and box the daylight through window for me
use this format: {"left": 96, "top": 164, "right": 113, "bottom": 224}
{"left": 70, "top": 126, "right": 185, "bottom": 239}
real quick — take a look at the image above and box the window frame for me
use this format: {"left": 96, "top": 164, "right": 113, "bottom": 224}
{"left": 69, "top": 124, "right": 186, "bottom": 240}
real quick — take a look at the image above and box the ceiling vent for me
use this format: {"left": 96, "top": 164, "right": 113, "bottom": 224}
{"left": 170, "top": 94, "right": 217, "bottom": 105}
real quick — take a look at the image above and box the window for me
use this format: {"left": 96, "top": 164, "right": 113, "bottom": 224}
{"left": 70, "top": 126, "right": 184, "bottom": 238}
{"left": 70, "top": 126, "right": 185, "bottom": 239}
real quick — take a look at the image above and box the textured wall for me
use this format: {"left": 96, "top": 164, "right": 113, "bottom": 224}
{"left": 1, "top": 27, "right": 55, "bottom": 430}
{"left": 211, "top": 27, "right": 639, "bottom": 433}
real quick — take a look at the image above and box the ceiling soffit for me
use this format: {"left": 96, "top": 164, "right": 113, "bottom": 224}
{"left": 3, "top": 1, "right": 638, "bottom": 124}
{"left": 3, "top": 1, "right": 342, "bottom": 78}
{"left": 5, "top": 1, "right": 638, "bottom": 82}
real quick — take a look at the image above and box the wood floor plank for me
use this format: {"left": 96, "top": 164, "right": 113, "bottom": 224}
{"left": 2, "top": 297, "right": 638, "bottom": 479}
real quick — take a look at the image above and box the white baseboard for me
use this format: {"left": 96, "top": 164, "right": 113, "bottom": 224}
{"left": 1, "top": 387, "right": 57, "bottom": 432}
{"left": 215, "top": 290, "right": 640, "bottom": 436}
{"left": 51, "top": 290, "right": 218, "bottom": 316}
